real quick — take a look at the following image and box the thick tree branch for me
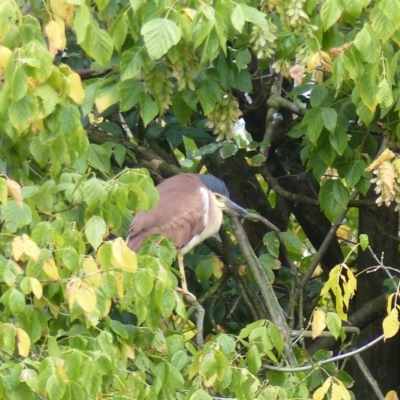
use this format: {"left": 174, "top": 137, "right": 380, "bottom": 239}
{"left": 230, "top": 216, "right": 298, "bottom": 366}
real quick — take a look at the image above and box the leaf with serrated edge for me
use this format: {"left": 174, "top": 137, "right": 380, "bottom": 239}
{"left": 111, "top": 237, "right": 138, "bottom": 273}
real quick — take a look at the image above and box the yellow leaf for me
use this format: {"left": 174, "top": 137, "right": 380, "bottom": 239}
{"left": 77, "top": 282, "right": 97, "bottom": 314}
{"left": 115, "top": 273, "right": 124, "bottom": 298}
{"left": 211, "top": 256, "right": 224, "bottom": 279}
{"left": 0, "top": 46, "right": 12, "bottom": 78}
{"left": 307, "top": 51, "right": 332, "bottom": 73}
{"left": 383, "top": 308, "right": 400, "bottom": 341}
{"left": 44, "top": 20, "right": 66, "bottom": 58}
{"left": 68, "top": 72, "right": 85, "bottom": 105}
{"left": 121, "top": 342, "right": 135, "bottom": 365}
{"left": 387, "top": 293, "right": 396, "bottom": 314}
{"left": 331, "top": 381, "right": 351, "bottom": 400}
{"left": 30, "top": 278, "right": 43, "bottom": 299}
{"left": 16, "top": 328, "right": 31, "bottom": 358}
{"left": 7, "top": 178, "right": 22, "bottom": 207}
{"left": 103, "top": 298, "right": 111, "bottom": 318}
{"left": 66, "top": 278, "right": 81, "bottom": 310}
{"left": 313, "top": 378, "right": 332, "bottom": 400}
{"left": 183, "top": 8, "right": 197, "bottom": 20}
{"left": 111, "top": 238, "right": 138, "bottom": 273}
{"left": 385, "top": 390, "right": 399, "bottom": 400}
{"left": 82, "top": 257, "right": 102, "bottom": 288}
{"left": 12, "top": 234, "right": 40, "bottom": 262}
{"left": 43, "top": 259, "right": 61, "bottom": 281}
{"left": 50, "top": 0, "right": 74, "bottom": 26}
{"left": 365, "top": 148, "right": 395, "bottom": 171}
{"left": 311, "top": 308, "right": 326, "bottom": 339}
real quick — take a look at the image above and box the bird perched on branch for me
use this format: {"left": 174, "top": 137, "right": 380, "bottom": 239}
{"left": 126, "top": 173, "right": 248, "bottom": 295}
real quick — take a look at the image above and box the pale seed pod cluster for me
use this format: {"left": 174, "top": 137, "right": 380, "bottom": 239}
{"left": 205, "top": 94, "right": 242, "bottom": 142}
{"left": 276, "top": 0, "right": 310, "bottom": 30}
{"left": 370, "top": 159, "right": 400, "bottom": 210}
{"left": 249, "top": 25, "right": 277, "bottom": 59}
{"left": 145, "top": 65, "right": 174, "bottom": 113}
{"left": 171, "top": 49, "right": 201, "bottom": 91}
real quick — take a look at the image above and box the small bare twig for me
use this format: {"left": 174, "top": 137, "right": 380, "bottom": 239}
{"left": 263, "top": 334, "right": 384, "bottom": 372}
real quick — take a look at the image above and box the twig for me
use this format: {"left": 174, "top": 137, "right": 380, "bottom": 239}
{"left": 353, "top": 354, "right": 385, "bottom": 400}
{"left": 263, "top": 334, "right": 384, "bottom": 372}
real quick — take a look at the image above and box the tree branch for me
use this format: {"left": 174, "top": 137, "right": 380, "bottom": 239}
{"left": 230, "top": 216, "right": 298, "bottom": 366}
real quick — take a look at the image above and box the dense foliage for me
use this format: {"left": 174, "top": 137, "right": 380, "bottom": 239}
{"left": 1, "top": 0, "right": 400, "bottom": 399}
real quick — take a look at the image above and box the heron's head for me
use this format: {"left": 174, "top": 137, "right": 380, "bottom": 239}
{"left": 213, "top": 193, "right": 249, "bottom": 216}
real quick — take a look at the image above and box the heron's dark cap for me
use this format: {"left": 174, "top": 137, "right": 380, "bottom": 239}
{"left": 197, "top": 174, "right": 230, "bottom": 197}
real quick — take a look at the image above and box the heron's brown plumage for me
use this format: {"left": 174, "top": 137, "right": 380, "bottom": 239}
{"left": 126, "top": 174, "right": 212, "bottom": 252}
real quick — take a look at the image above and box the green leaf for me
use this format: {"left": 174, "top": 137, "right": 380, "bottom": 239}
{"left": 2, "top": 201, "right": 32, "bottom": 231}
{"left": 196, "top": 80, "right": 221, "bottom": 115}
{"left": 281, "top": 232, "right": 303, "bottom": 255}
{"left": 120, "top": 47, "right": 144, "bottom": 81}
{"left": 85, "top": 216, "right": 107, "bottom": 250}
{"left": 90, "top": 27, "right": 114, "bottom": 66}
{"left": 129, "top": 0, "right": 142, "bottom": 11}
{"left": 321, "top": 108, "right": 337, "bottom": 133}
{"left": 200, "top": 351, "right": 217, "bottom": 381}
{"left": 195, "top": 257, "right": 213, "bottom": 282}
{"left": 118, "top": 79, "right": 144, "bottom": 111}
{"left": 109, "top": 320, "right": 129, "bottom": 339}
{"left": 234, "top": 70, "right": 252, "bottom": 92}
{"left": 371, "top": 6, "right": 397, "bottom": 42}
{"left": 11, "top": 65, "right": 28, "bottom": 103}
{"left": 231, "top": 5, "right": 245, "bottom": 33}
{"left": 263, "top": 232, "right": 280, "bottom": 258}
{"left": 326, "top": 312, "right": 342, "bottom": 339}
{"left": 342, "top": 0, "right": 363, "bottom": 17}
{"left": 359, "top": 233, "right": 369, "bottom": 251}
{"left": 0, "top": 177, "right": 8, "bottom": 204}
{"left": 139, "top": 92, "right": 158, "bottom": 126}
{"left": 83, "top": 178, "right": 108, "bottom": 208}
{"left": 172, "top": 91, "right": 193, "bottom": 125}
{"left": 134, "top": 269, "right": 154, "bottom": 297}
{"left": 73, "top": 4, "right": 90, "bottom": 43}
{"left": 310, "top": 85, "right": 328, "bottom": 107}
{"left": 9, "top": 94, "right": 36, "bottom": 132}
{"left": 189, "top": 389, "right": 213, "bottom": 400}
{"left": 329, "top": 126, "right": 348, "bottom": 155}
{"left": 246, "top": 345, "right": 261, "bottom": 374}
{"left": 319, "top": 180, "right": 350, "bottom": 222}
{"left": 46, "top": 372, "right": 66, "bottom": 400}
{"left": 87, "top": 144, "right": 111, "bottom": 175}
{"left": 376, "top": 78, "right": 393, "bottom": 108}
{"left": 358, "top": 64, "right": 378, "bottom": 112}
{"left": 235, "top": 48, "right": 251, "bottom": 71}
{"left": 141, "top": 19, "right": 181, "bottom": 60}
{"left": 114, "top": 144, "right": 126, "bottom": 167}
{"left": 345, "top": 160, "right": 365, "bottom": 187}
{"left": 306, "top": 112, "right": 323, "bottom": 145}
{"left": 321, "top": 0, "right": 343, "bottom": 31}
{"left": 354, "top": 24, "right": 380, "bottom": 63}
{"left": 8, "top": 288, "right": 26, "bottom": 313}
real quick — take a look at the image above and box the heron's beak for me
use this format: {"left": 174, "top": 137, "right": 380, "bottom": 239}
{"left": 223, "top": 198, "right": 249, "bottom": 217}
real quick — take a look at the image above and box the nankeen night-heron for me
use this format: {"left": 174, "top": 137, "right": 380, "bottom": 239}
{"left": 126, "top": 173, "right": 248, "bottom": 295}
